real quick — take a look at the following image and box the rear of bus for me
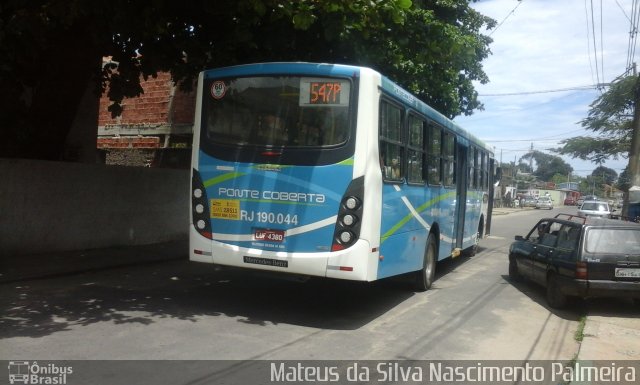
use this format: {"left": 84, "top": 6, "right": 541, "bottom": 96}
{"left": 190, "top": 63, "right": 380, "bottom": 281}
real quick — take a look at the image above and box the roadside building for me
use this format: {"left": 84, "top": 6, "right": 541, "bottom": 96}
{"left": 97, "top": 68, "right": 195, "bottom": 168}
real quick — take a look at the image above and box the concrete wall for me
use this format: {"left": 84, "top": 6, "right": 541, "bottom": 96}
{"left": 1, "top": 159, "right": 189, "bottom": 256}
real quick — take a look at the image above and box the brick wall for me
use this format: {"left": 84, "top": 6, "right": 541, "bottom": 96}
{"left": 98, "top": 72, "right": 196, "bottom": 127}
{"left": 98, "top": 70, "right": 196, "bottom": 168}
{"left": 171, "top": 83, "right": 198, "bottom": 125}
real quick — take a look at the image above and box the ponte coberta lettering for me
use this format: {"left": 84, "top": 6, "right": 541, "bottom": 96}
{"left": 218, "top": 188, "right": 325, "bottom": 204}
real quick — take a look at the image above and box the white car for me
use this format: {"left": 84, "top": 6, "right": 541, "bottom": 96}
{"left": 535, "top": 196, "right": 553, "bottom": 210}
{"left": 578, "top": 200, "right": 613, "bottom": 219}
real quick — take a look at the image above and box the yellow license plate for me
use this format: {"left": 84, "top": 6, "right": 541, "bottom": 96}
{"left": 210, "top": 199, "right": 240, "bottom": 220}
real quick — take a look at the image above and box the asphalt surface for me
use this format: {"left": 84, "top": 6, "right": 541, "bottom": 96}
{"left": 1, "top": 209, "right": 638, "bottom": 363}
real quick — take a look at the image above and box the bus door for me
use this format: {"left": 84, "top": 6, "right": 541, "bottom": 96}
{"left": 453, "top": 142, "right": 468, "bottom": 254}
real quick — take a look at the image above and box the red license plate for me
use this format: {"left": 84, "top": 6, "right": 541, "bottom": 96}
{"left": 254, "top": 229, "right": 285, "bottom": 243}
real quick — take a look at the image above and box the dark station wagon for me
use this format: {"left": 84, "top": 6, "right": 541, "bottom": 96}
{"left": 508, "top": 214, "right": 640, "bottom": 308}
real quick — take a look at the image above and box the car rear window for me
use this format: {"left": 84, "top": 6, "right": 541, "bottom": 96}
{"left": 585, "top": 228, "right": 640, "bottom": 254}
{"left": 581, "top": 202, "right": 609, "bottom": 211}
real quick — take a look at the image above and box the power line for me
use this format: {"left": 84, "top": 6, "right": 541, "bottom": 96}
{"left": 485, "top": 129, "right": 589, "bottom": 143}
{"left": 616, "top": 0, "right": 632, "bottom": 23}
{"left": 626, "top": 0, "right": 640, "bottom": 71}
{"left": 590, "top": 0, "right": 602, "bottom": 87}
{"left": 489, "top": 0, "right": 525, "bottom": 37}
{"left": 478, "top": 84, "right": 609, "bottom": 97}
{"left": 584, "top": 0, "right": 597, "bottom": 86}
{"left": 600, "top": 0, "right": 605, "bottom": 83}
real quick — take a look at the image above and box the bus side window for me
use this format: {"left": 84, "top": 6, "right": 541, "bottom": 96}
{"left": 407, "top": 114, "right": 426, "bottom": 184}
{"left": 379, "top": 99, "right": 404, "bottom": 181}
{"left": 443, "top": 131, "right": 456, "bottom": 186}
{"left": 427, "top": 122, "right": 442, "bottom": 185}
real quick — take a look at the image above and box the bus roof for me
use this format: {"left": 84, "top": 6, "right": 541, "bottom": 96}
{"left": 202, "top": 62, "right": 493, "bottom": 154}
{"left": 202, "top": 62, "right": 362, "bottom": 79}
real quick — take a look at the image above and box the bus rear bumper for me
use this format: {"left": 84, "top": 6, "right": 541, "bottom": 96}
{"left": 190, "top": 229, "right": 376, "bottom": 281}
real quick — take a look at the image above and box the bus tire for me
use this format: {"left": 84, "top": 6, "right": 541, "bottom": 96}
{"left": 415, "top": 234, "right": 437, "bottom": 291}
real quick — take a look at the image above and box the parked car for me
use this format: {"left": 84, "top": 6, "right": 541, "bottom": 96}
{"left": 535, "top": 196, "right": 554, "bottom": 210}
{"left": 521, "top": 195, "right": 537, "bottom": 207}
{"left": 578, "top": 200, "right": 614, "bottom": 219}
{"left": 508, "top": 214, "right": 640, "bottom": 308}
{"left": 564, "top": 196, "right": 576, "bottom": 206}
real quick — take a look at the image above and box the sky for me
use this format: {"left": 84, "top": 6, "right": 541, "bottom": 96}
{"left": 453, "top": 0, "right": 635, "bottom": 177}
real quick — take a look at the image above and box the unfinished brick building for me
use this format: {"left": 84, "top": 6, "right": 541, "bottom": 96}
{"left": 98, "top": 71, "right": 196, "bottom": 168}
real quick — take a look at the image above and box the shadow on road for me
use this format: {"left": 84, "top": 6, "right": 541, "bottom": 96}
{"left": 500, "top": 274, "right": 640, "bottom": 319}
{"left": 0, "top": 259, "right": 417, "bottom": 338}
{"left": 0, "top": 244, "right": 498, "bottom": 340}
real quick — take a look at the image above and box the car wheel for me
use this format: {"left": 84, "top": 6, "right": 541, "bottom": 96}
{"left": 508, "top": 257, "right": 521, "bottom": 282}
{"left": 546, "top": 273, "right": 568, "bottom": 309}
{"left": 415, "top": 234, "right": 437, "bottom": 291}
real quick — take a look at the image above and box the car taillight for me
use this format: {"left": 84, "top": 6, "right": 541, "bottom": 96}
{"left": 576, "top": 261, "right": 588, "bottom": 279}
{"left": 192, "top": 169, "right": 212, "bottom": 239}
{"left": 331, "top": 177, "right": 364, "bottom": 251}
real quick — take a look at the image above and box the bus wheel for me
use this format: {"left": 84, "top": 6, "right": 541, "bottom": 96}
{"left": 415, "top": 234, "right": 437, "bottom": 291}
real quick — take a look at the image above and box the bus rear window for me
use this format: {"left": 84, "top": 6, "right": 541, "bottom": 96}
{"left": 203, "top": 76, "right": 351, "bottom": 147}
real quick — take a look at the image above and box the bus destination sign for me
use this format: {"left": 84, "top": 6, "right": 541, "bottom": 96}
{"left": 299, "top": 78, "right": 350, "bottom": 107}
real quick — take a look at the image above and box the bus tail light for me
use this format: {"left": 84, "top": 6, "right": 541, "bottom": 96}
{"left": 192, "top": 169, "right": 212, "bottom": 239}
{"left": 331, "top": 177, "right": 364, "bottom": 251}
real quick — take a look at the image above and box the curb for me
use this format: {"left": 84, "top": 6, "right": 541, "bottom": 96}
{"left": 578, "top": 315, "right": 640, "bottom": 360}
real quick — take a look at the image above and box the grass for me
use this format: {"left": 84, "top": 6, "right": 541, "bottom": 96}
{"left": 574, "top": 315, "right": 587, "bottom": 342}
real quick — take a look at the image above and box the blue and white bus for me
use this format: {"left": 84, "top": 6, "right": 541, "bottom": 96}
{"left": 190, "top": 62, "right": 498, "bottom": 290}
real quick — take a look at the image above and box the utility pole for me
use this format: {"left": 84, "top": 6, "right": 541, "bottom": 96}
{"left": 628, "top": 63, "right": 640, "bottom": 218}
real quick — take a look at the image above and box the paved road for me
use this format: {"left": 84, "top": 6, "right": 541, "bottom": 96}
{"left": 4, "top": 207, "right": 640, "bottom": 383}
{"left": 1, "top": 208, "right": 588, "bottom": 363}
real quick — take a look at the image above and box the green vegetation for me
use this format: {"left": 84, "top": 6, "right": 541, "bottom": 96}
{"left": 519, "top": 151, "right": 573, "bottom": 182}
{"left": 574, "top": 315, "right": 586, "bottom": 342}
{"left": 554, "top": 75, "right": 635, "bottom": 165}
{"left": 0, "top": 0, "right": 496, "bottom": 160}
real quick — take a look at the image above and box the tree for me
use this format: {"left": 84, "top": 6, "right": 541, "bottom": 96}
{"left": 553, "top": 75, "right": 634, "bottom": 164}
{"left": 582, "top": 166, "right": 618, "bottom": 198}
{"left": 1, "top": 0, "right": 495, "bottom": 161}
{"left": 516, "top": 161, "right": 533, "bottom": 174}
{"left": 591, "top": 165, "right": 618, "bottom": 186}
{"left": 519, "top": 151, "right": 573, "bottom": 182}
{"left": 551, "top": 172, "right": 570, "bottom": 187}
{"left": 617, "top": 165, "right": 631, "bottom": 191}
